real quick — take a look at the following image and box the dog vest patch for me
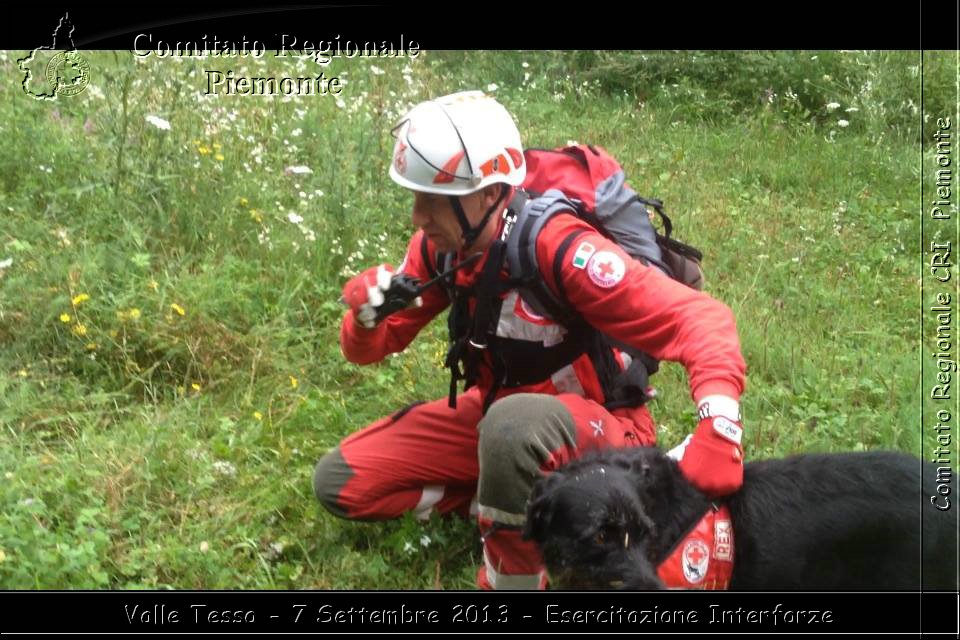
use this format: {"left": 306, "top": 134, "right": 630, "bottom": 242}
{"left": 657, "top": 504, "right": 734, "bottom": 590}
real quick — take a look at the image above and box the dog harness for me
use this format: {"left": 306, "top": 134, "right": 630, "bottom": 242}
{"left": 656, "top": 504, "right": 734, "bottom": 590}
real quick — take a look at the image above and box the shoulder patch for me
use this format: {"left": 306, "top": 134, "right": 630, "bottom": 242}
{"left": 586, "top": 250, "right": 626, "bottom": 288}
{"left": 571, "top": 241, "right": 596, "bottom": 269}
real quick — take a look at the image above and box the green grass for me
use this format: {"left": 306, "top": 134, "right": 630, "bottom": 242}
{"left": 0, "top": 50, "right": 950, "bottom": 588}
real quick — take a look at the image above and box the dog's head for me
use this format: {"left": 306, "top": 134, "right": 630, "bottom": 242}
{"left": 522, "top": 448, "right": 677, "bottom": 590}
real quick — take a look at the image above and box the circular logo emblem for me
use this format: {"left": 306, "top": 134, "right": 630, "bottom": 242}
{"left": 681, "top": 540, "right": 710, "bottom": 585}
{"left": 45, "top": 51, "right": 89, "bottom": 97}
{"left": 586, "top": 251, "right": 626, "bottom": 288}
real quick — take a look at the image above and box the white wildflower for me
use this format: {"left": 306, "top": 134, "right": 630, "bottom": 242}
{"left": 370, "top": 65, "right": 385, "bottom": 76}
{"left": 291, "top": 128, "right": 302, "bottom": 137}
{"left": 212, "top": 461, "right": 237, "bottom": 477}
{"left": 0, "top": 257, "right": 12, "bottom": 270}
{"left": 845, "top": 107, "right": 859, "bottom": 113}
{"left": 284, "top": 165, "right": 312, "bottom": 176}
{"left": 826, "top": 102, "right": 841, "bottom": 112}
{"left": 837, "top": 119, "right": 849, "bottom": 128}
{"left": 146, "top": 115, "right": 171, "bottom": 131}
{"left": 486, "top": 83, "right": 499, "bottom": 92}
{"left": 419, "top": 535, "right": 431, "bottom": 548}
{"left": 287, "top": 212, "right": 304, "bottom": 224}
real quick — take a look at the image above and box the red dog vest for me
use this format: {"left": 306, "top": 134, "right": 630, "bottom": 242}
{"left": 657, "top": 504, "right": 734, "bottom": 590}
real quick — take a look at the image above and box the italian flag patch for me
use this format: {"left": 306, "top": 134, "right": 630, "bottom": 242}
{"left": 572, "top": 241, "right": 596, "bottom": 269}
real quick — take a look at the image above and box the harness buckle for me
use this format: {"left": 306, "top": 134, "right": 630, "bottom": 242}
{"left": 468, "top": 339, "right": 488, "bottom": 349}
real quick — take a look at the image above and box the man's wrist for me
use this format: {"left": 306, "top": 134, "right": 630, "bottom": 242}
{"left": 696, "top": 394, "right": 741, "bottom": 422}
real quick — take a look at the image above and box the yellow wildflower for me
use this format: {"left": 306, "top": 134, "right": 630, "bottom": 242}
{"left": 239, "top": 197, "right": 249, "bottom": 208}
{"left": 86, "top": 342, "right": 98, "bottom": 351}
{"left": 289, "top": 375, "right": 299, "bottom": 389}
{"left": 198, "top": 145, "right": 211, "bottom": 156}
{"left": 171, "top": 303, "right": 185, "bottom": 316}
{"left": 17, "top": 369, "right": 28, "bottom": 378}
{"left": 72, "top": 293, "right": 90, "bottom": 305}
{"left": 215, "top": 153, "right": 225, "bottom": 162}
{"left": 213, "top": 143, "right": 222, "bottom": 150}
{"left": 128, "top": 308, "right": 141, "bottom": 320}
{"left": 148, "top": 280, "right": 159, "bottom": 292}
{"left": 191, "top": 383, "right": 201, "bottom": 392}
{"left": 250, "top": 209, "right": 263, "bottom": 223}
{"left": 253, "top": 411, "right": 263, "bottom": 421}
{"left": 59, "top": 313, "right": 71, "bottom": 323}
{"left": 72, "top": 323, "right": 87, "bottom": 337}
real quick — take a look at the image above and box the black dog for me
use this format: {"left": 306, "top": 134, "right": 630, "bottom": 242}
{"left": 523, "top": 447, "right": 958, "bottom": 590}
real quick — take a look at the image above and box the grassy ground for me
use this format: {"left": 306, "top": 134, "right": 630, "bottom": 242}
{"left": 0, "top": 50, "right": 949, "bottom": 588}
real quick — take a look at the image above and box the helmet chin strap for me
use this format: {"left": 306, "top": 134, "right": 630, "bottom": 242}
{"left": 448, "top": 185, "right": 509, "bottom": 251}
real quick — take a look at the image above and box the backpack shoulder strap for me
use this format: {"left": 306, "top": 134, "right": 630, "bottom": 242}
{"left": 504, "top": 189, "right": 585, "bottom": 325}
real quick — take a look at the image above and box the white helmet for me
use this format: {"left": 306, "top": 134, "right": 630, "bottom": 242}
{"left": 389, "top": 91, "right": 526, "bottom": 196}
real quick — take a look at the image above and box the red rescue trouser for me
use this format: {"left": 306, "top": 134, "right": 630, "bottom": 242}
{"left": 313, "top": 387, "right": 656, "bottom": 589}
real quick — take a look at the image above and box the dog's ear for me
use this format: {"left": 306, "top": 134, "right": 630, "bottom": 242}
{"left": 629, "top": 447, "right": 679, "bottom": 500}
{"left": 629, "top": 447, "right": 663, "bottom": 481}
{"left": 522, "top": 493, "right": 552, "bottom": 542}
{"left": 522, "top": 471, "right": 564, "bottom": 542}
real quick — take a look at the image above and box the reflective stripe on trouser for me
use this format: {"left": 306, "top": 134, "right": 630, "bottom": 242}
{"left": 313, "top": 389, "right": 486, "bottom": 521}
{"left": 313, "top": 387, "right": 655, "bottom": 589}
{"left": 476, "top": 393, "right": 655, "bottom": 590}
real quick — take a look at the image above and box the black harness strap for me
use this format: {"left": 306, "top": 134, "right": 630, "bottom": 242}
{"left": 444, "top": 240, "right": 510, "bottom": 409}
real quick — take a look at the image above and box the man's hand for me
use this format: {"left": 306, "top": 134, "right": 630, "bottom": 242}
{"left": 341, "top": 264, "right": 423, "bottom": 329}
{"left": 673, "top": 415, "right": 744, "bottom": 498}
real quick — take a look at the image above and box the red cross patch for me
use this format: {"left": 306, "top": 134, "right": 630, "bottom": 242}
{"left": 682, "top": 540, "right": 710, "bottom": 585}
{"left": 586, "top": 251, "right": 626, "bottom": 288}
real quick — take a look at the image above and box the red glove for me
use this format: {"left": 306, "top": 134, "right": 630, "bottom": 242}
{"left": 677, "top": 415, "right": 744, "bottom": 498}
{"left": 341, "top": 264, "right": 422, "bottom": 329}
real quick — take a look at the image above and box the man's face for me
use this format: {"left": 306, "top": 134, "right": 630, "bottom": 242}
{"left": 410, "top": 188, "right": 493, "bottom": 253}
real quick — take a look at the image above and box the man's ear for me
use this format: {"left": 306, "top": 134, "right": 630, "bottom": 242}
{"left": 481, "top": 183, "right": 508, "bottom": 209}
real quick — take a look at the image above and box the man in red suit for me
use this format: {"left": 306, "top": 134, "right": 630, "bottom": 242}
{"left": 315, "top": 90, "right": 747, "bottom": 590}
